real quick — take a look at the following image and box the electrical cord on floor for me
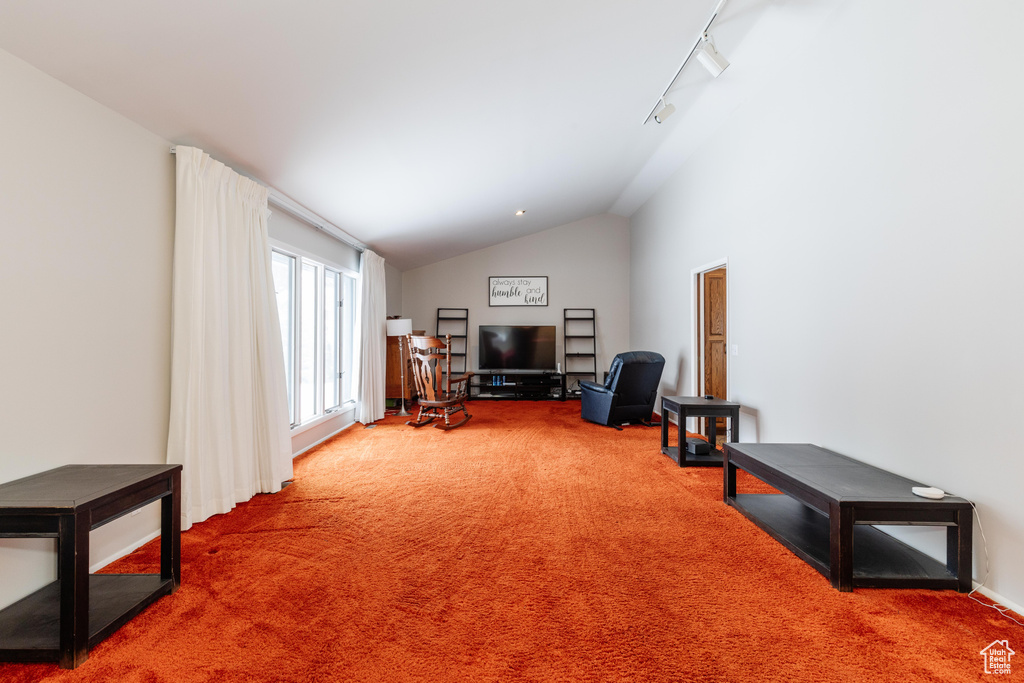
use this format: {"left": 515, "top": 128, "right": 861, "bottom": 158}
{"left": 966, "top": 501, "right": 1024, "bottom": 626}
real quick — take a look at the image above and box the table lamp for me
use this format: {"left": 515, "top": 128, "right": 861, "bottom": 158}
{"left": 386, "top": 318, "right": 414, "bottom": 416}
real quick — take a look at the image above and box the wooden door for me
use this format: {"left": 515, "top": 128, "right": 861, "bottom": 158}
{"left": 703, "top": 267, "right": 727, "bottom": 434}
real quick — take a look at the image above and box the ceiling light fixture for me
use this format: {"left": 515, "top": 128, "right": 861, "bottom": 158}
{"left": 654, "top": 99, "right": 676, "bottom": 124}
{"left": 643, "top": 0, "right": 729, "bottom": 125}
{"left": 696, "top": 34, "right": 729, "bottom": 78}
{"left": 515, "top": 210, "right": 526, "bottom": 216}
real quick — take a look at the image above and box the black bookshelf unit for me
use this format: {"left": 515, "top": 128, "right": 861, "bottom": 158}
{"left": 469, "top": 371, "right": 566, "bottom": 401}
{"left": 563, "top": 308, "right": 597, "bottom": 397}
{"left": 435, "top": 308, "right": 468, "bottom": 374}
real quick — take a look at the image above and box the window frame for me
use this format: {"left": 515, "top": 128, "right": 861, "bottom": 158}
{"left": 323, "top": 268, "right": 341, "bottom": 413}
{"left": 270, "top": 241, "right": 358, "bottom": 431}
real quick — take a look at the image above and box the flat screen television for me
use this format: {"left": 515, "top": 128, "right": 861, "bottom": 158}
{"left": 478, "top": 325, "right": 556, "bottom": 371}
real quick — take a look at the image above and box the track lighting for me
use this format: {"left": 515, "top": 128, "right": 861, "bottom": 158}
{"left": 696, "top": 34, "right": 729, "bottom": 78}
{"left": 643, "top": 0, "right": 730, "bottom": 125}
{"left": 654, "top": 100, "right": 676, "bottom": 124}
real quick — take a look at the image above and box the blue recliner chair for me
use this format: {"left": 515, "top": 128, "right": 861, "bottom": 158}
{"left": 580, "top": 351, "right": 665, "bottom": 430}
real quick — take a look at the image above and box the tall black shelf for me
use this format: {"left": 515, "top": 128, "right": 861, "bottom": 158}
{"left": 435, "top": 308, "right": 469, "bottom": 374}
{"left": 563, "top": 308, "right": 597, "bottom": 397}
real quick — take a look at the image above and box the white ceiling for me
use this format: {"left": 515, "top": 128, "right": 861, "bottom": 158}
{"left": 0, "top": 0, "right": 836, "bottom": 270}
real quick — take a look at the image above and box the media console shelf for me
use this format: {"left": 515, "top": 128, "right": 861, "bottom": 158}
{"left": 724, "top": 444, "right": 972, "bottom": 592}
{"left": 0, "top": 464, "right": 181, "bottom": 668}
{"left": 470, "top": 371, "right": 566, "bottom": 401}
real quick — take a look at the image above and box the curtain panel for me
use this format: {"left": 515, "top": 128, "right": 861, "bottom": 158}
{"left": 167, "top": 146, "right": 293, "bottom": 530}
{"left": 357, "top": 249, "right": 387, "bottom": 423}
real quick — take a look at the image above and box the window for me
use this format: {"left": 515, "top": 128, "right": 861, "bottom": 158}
{"left": 340, "top": 275, "right": 356, "bottom": 403}
{"left": 272, "top": 247, "right": 356, "bottom": 427}
{"left": 323, "top": 269, "right": 340, "bottom": 411}
{"left": 299, "top": 261, "right": 319, "bottom": 423}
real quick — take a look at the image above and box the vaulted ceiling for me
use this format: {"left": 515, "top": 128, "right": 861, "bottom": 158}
{"left": 0, "top": 1, "right": 836, "bottom": 270}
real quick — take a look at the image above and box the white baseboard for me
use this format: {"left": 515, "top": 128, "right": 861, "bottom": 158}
{"left": 87, "top": 452, "right": 1021, "bottom": 627}
{"left": 87, "top": 421, "right": 355, "bottom": 574}
{"left": 653, "top": 407, "right": 1023, "bottom": 622}
{"left": 90, "top": 529, "right": 161, "bottom": 573}
{"left": 292, "top": 419, "right": 357, "bottom": 458}
{"left": 973, "top": 584, "right": 1024, "bottom": 622}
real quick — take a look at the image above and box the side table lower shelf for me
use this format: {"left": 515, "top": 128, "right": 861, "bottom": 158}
{"left": 732, "top": 494, "right": 959, "bottom": 587}
{"left": 0, "top": 574, "right": 174, "bottom": 661}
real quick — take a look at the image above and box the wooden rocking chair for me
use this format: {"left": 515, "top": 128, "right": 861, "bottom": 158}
{"left": 405, "top": 334, "right": 474, "bottom": 430}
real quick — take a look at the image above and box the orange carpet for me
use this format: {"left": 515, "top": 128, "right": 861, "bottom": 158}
{"left": 3, "top": 400, "right": 1020, "bottom": 682}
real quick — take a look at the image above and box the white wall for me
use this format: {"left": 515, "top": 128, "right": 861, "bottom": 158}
{"left": 385, "top": 262, "right": 403, "bottom": 317}
{"left": 403, "top": 214, "right": 631, "bottom": 383}
{"left": 630, "top": 0, "right": 1024, "bottom": 609}
{"left": 0, "top": 48, "right": 175, "bottom": 609}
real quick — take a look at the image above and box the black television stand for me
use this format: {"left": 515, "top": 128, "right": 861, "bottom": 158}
{"left": 469, "top": 371, "right": 566, "bottom": 401}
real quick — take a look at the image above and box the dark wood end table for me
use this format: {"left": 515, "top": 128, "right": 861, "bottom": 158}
{"left": 660, "top": 396, "right": 741, "bottom": 467}
{"left": 0, "top": 464, "right": 181, "bottom": 668}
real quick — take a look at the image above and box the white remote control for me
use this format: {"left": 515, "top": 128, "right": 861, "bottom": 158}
{"left": 912, "top": 486, "right": 945, "bottom": 500}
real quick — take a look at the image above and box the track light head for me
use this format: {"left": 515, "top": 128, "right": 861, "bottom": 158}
{"left": 654, "top": 101, "right": 676, "bottom": 124}
{"left": 696, "top": 34, "right": 729, "bottom": 77}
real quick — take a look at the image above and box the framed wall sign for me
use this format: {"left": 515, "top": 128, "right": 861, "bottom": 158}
{"left": 488, "top": 276, "right": 548, "bottom": 306}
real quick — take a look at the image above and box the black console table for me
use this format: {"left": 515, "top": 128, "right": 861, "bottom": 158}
{"left": 724, "top": 444, "right": 972, "bottom": 592}
{"left": 0, "top": 464, "right": 181, "bottom": 668}
{"left": 660, "top": 396, "right": 740, "bottom": 467}
{"left": 470, "top": 371, "right": 566, "bottom": 401}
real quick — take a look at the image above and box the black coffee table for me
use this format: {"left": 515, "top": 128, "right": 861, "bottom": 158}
{"left": 660, "top": 396, "right": 740, "bottom": 467}
{"left": 724, "top": 443, "right": 973, "bottom": 592}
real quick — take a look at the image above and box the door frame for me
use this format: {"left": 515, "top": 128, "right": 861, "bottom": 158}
{"left": 690, "top": 257, "right": 729, "bottom": 431}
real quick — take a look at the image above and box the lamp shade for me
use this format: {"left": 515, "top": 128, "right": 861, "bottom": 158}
{"left": 386, "top": 318, "right": 413, "bottom": 336}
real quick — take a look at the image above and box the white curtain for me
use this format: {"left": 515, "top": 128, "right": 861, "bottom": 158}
{"left": 357, "top": 249, "right": 387, "bottom": 423}
{"left": 167, "top": 146, "right": 293, "bottom": 531}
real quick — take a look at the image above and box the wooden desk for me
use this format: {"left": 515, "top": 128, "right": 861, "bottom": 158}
{"left": 660, "top": 396, "right": 740, "bottom": 467}
{"left": 0, "top": 464, "right": 181, "bottom": 668}
{"left": 724, "top": 443, "right": 972, "bottom": 592}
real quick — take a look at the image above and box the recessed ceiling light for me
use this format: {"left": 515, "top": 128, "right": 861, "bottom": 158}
{"left": 515, "top": 210, "right": 526, "bottom": 216}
